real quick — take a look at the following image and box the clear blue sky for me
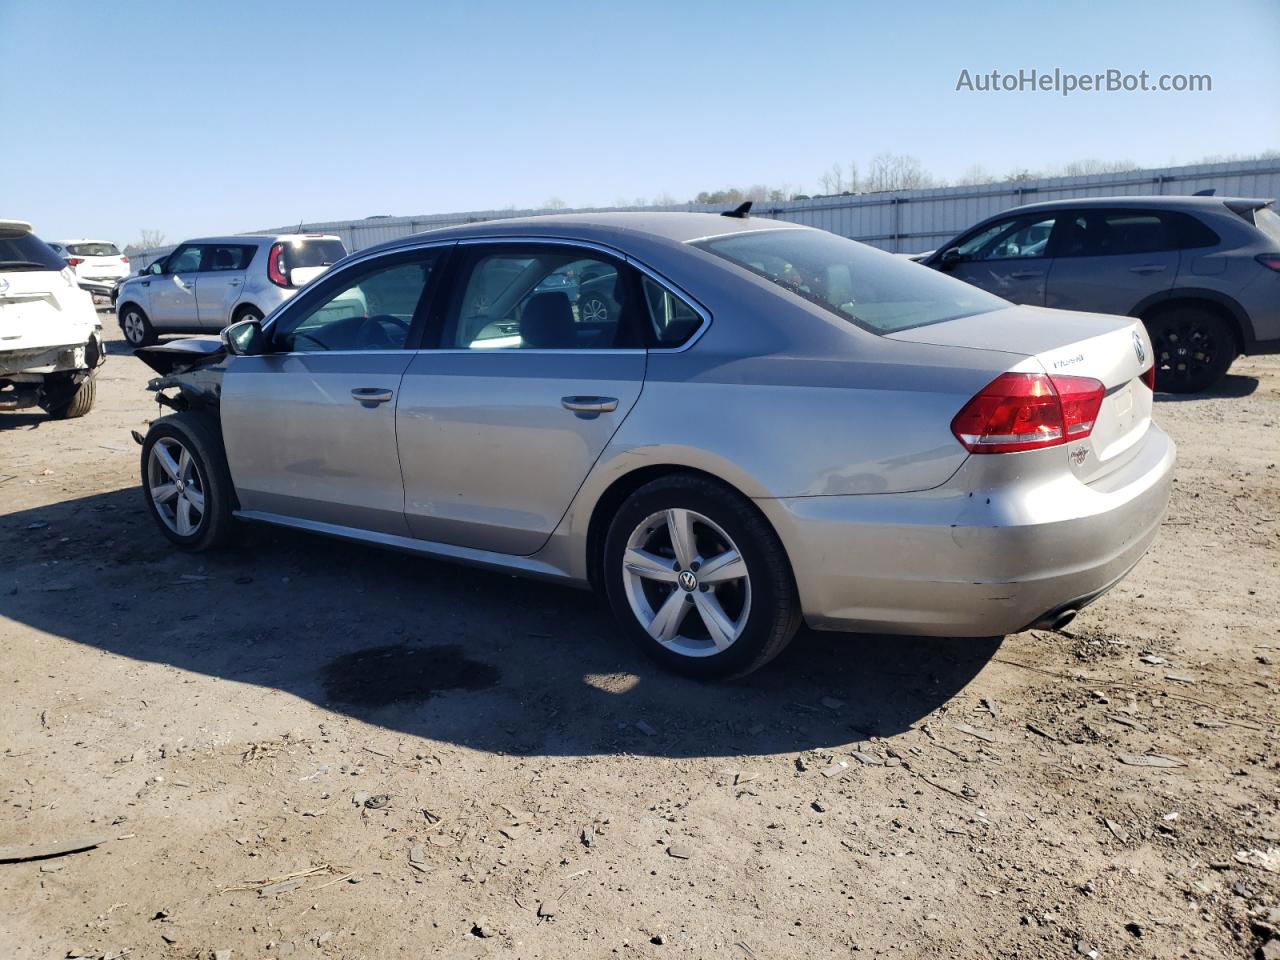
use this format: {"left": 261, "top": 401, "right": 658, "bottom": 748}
{"left": 2, "top": 0, "right": 1277, "bottom": 246}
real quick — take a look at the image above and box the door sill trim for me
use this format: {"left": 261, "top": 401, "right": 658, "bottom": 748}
{"left": 233, "top": 509, "right": 584, "bottom": 586}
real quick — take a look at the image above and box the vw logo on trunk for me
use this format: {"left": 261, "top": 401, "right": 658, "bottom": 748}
{"left": 0, "top": 278, "right": 9, "bottom": 294}
{"left": 678, "top": 570, "right": 699, "bottom": 591}
{"left": 1133, "top": 330, "right": 1146, "bottom": 364}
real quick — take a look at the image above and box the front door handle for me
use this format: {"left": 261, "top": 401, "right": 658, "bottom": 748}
{"left": 1129, "top": 264, "right": 1167, "bottom": 274}
{"left": 228, "top": 278, "right": 242, "bottom": 286}
{"left": 351, "top": 387, "right": 394, "bottom": 406}
{"left": 561, "top": 395, "right": 618, "bottom": 414}
{"left": 1009, "top": 271, "right": 1042, "bottom": 280}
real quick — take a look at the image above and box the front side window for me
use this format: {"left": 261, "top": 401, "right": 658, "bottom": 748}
{"left": 207, "top": 244, "right": 256, "bottom": 271}
{"left": 167, "top": 245, "right": 204, "bottom": 273}
{"left": 272, "top": 253, "right": 438, "bottom": 352}
{"left": 964, "top": 217, "right": 1056, "bottom": 261}
{"left": 443, "top": 247, "right": 637, "bottom": 350}
{"left": 695, "top": 228, "right": 1007, "bottom": 334}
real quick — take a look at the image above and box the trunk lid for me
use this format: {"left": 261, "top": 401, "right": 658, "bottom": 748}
{"left": 0, "top": 269, "right": 97, "bottom": 355}
{"left": 888, "top": 304, "right": 1154, "bottom": 483}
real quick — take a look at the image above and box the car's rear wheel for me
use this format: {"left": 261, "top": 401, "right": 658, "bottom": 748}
{"left": 234, "top": 305, "right": 264, "bottom": 326}
{"left": 1144, "top": 307, "right": 1236, "bottom": 394}
{"left": 141, "top": 413, "right": 236, "bottom": 551}
{"left": 603, "top": 475, "right": 801, "bottom": 679}
{"left": 578, "top": 292, "right": 611, "bottom": 324}
{"left": 41, "top": 373, "right": 96, "bottom": 419}
{"left": 120, "top": 305, "right": 156, "bottom": 347}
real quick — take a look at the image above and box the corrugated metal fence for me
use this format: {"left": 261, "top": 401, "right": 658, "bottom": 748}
{"left": 132, "top": 158, "right": 1279, "bottom": 267}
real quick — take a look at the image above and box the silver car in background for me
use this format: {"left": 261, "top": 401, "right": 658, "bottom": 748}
{"left": 136, "top": 213, "right": 1174, "bottom": 678}
{"left": 115, "top": 233, "right": 346, "bottom": 346}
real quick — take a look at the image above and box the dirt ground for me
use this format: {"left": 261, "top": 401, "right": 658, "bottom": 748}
{"left": 2, "top": 318, "right": 1277, "bottom": 960}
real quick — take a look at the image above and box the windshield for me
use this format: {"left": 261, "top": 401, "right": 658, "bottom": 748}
{"left": 66, "top": 241, "right": 121, "bottom": 257}
{"left": 0, "top": 229, "right": 70, "bottom": 272}
{"left": 693, "top": 228, "right": 1008, "bottom": 333}
{"left": 1253, "top": 205, "right": 1280, "bottom": 245}
{"left": 283, "top": 238, "right": 347, "bottom": 270}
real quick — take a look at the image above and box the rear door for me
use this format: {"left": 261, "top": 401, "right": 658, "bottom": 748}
{"left": 221, "top": 247, "right": 444, "bottom": 535}
{"left": 196, "top": 243, "right": 257, "bottom": 330}
{"left": 396, "top": 242, "right": 647, "bottom": 555}
{"left": 148, "top": 243, "right": 204, "bottom": 328}
{"left": 940, "top": 213, "right": 1059, "bottom": 305}
{"left": 1044, "top": 209, "right": 1179, "bottom": 315}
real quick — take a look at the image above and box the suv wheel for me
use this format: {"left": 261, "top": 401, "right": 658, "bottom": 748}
{"left": 141, "top": 413, "right": 236, "bottom": 550}
{"left": 120, "top": 305, "right": 156, "bottom": 347}
{"left": 1145, "top": 307, "right": 1236, "bottom": 394}
{"left": 603, "top": 474, "right": 801, "bottom": 679}
{"left": 41, "top": 373, "right": 96, "bottom": 419}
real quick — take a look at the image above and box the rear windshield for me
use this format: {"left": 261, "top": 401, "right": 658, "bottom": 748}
{"left": 0, "top": 228, "right": 70, "bottom": 272}
{"left": 66, "top": 242, "right": 121, "bottom": 257}
{"left": 282, "top": 238, "right": 347, "bottom": 270}
{"left": 1252, "top": 205, "right": 1280, "bottom": 245}
{"left": 693, "top": 229, "right": 1007, "bottom": 333}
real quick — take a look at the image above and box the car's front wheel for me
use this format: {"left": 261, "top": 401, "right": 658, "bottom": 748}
{"left": 603, "top": 474, "right": 801, "bottom": 679}
{"left": 141, "top": 413, "right": 236, "bottom": 551}
{"left": 120, "top": 304, "right": 156, "bottom": 347}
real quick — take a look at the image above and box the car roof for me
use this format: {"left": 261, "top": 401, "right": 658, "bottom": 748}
{"left": 179, "top": 233, "right": 343, "bottom": 245}
{"left": 997, "top": 195, "right": 1271, "bottom": 217}
{"left": 0, "top": 219, "right": 33, "bottom": 234}
{"left": 372, "top": 211, "right": 809, "bottom": 253}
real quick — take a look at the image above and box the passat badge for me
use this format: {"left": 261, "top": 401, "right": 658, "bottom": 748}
{"left": 1133, "top": 331, "right": 1146, "bottom": 364}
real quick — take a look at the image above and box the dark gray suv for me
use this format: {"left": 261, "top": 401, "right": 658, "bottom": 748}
{"left": 923, "top": 196, "right": 1280, "bottom": 392}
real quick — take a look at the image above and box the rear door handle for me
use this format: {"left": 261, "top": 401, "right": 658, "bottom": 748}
{"left": 351, "top": 387, "right": 394, "bottom": 405}
{"left": 228, "top": 278, "right": 242, "bottom": 286}
{"left": 1129, "top": 264, "right": 1167, "bottom": 274}
{"left": 561, "top": 395, "right": 618, "bottom": 414}
{"left": 1009, "top": 271, "right": 1042, "bottom": 280}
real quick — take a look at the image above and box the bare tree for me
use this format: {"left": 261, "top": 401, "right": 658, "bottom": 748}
{"left": 544, "top": 196, "right": 568, "bottom": 210}
{"left": 864, "top": 153, "right": 937, "bottom": 192}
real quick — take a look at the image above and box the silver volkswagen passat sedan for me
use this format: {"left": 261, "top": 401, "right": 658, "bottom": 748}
{"left": 135, "top": 212, "right": 1174, "bottom": 678}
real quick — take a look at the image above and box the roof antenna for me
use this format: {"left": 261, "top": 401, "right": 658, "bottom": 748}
{"left": 1192, "top": 188, "right": 1216, "bottom": 196}
{"left": 721, "top": 201, "right": 752, "bottom": 219}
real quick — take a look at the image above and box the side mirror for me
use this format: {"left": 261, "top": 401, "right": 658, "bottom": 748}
{"left": 221, "top": 318, "right": 264, "bottom": 356}
{"left": 939, "top": 247, "right": 963, "bottom": 270}
{"left": 147, "top": 261, "right": 165, "bottom": 276}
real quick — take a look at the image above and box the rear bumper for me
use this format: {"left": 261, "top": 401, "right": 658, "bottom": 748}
{"left": 78, "top": 278, "right": 122, "bottom": 297}
{"left": 758, "top": 425, "right": 1176, "bottom": 637}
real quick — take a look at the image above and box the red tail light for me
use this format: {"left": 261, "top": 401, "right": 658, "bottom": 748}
{"left": 267, "top": 242, "right": 291, "bottom": 287}
{"left": 120, "top": 255, "right": 129, "bottom": 264}
{"left": 951, "top": 372, "right": 1105, "bottom": 454}
{"left": 1140, "top": 364, "right": 1156, "bottom": 392}
{"left": 66, "top": 257, "right": 84, "bottom": 267}
{"left": 1256, "top": 254, "right": 1280, "bottom": 272}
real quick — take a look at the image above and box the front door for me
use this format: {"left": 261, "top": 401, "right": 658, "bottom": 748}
{"left": 1044, "top": 208, "right": 1180, "bottom": 315}
{"left": 396, "top": 243, "right": 647, "bottom": 555}
{"left": 196, "top": 243, "right": 257, "bottom": 330}
{"left": 150, "top": 242, "right": 204, "bottom": 328}
{"left": 221, "top": 248, "right": 444, "bottom": 536}
{"left": 942, "top": 213, "right": 1059, "bottom": 306}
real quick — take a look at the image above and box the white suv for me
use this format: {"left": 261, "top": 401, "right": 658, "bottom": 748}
{"left": 0, "top": 221, "right": 104, "bottom": 419}
{"left": 114, "top": 233, "right": 347, "bottom": 347}
{"left": 49, "top": 239, "right": 131, "bottom": 298}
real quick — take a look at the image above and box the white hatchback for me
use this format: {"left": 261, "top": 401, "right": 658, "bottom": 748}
{"left": 0, "top": 221, "right": 105, "bottom": 419}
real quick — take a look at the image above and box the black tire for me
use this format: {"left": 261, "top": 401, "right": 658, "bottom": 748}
{"left": 1144, "top": 307, "right": 1237, "bottom": 394}
{"left": 602, "top": 474, "right": 801, "bottom": 679}
{"left": 119, "top": 303, "right": 157, "bottom": 347}
{"left": 42, "top": 374, "right": 96, "bottom": 419}
{"left": 140, "top": 413, "right": 237, "bottom": 551}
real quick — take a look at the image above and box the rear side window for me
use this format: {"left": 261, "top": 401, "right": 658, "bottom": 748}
{"left": 694, "top": 228, "right": 1007, "bottom": 334}
{"left": 1055, "top": 209, "right": 1217, "bottom": 257}
{"left": 207, "top": 244, "right": 257, "bottom": 271}
{"left": 282, "top": 238, "right": 347, "bottom": 271}
{"left": 0, "top": 229, "right": 68, "bottom": 271}
{"left": 641, "top": 276, "right": 703, "bottom": 346}
{"left": 66, "top": 242, "right": 121, "bottom": 257}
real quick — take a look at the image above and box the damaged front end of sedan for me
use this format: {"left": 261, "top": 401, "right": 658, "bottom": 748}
{"left": 134, "top": 337, "right": 227, "bottom": 422}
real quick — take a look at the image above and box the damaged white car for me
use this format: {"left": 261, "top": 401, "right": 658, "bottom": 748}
{"left": 0, "top": 220, "right": 105, "bottom": 419}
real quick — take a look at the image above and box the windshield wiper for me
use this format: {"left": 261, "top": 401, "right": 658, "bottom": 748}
{"left": 0, "top": 260, "right": 56, "bottom": 269}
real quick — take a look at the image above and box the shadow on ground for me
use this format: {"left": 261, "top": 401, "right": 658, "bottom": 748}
{"left": 1155, "top": 372, "right": 1259, "bottom": 403}
{"left": 1, "top": 488, "right": 1001, "bottom": 759}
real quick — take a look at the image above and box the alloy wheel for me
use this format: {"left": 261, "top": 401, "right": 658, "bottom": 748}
{"left": 123, "top": 310, "right": 145, "bottom": 345}
{"left": 580, "top": 297, "right": 609, "bottom": 323}
{"left": 1151, "top": 317, "right": 1220, "bottom": 390}
{"left": 147, "top": 437, "right": 206, "bottom": 536}
{"left": 620, "top": 508, "right": 751, "bottom": 658}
